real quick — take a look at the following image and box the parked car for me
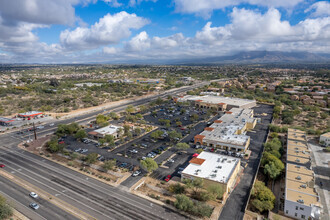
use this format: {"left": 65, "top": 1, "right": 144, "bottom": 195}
{"left": 164, "top": 175, "right": 172, "bottom": 182}
{"left": 132, "top": 170, "right": 141, "bottom": 177}
{"left": 29, "top": 203, "right": 40, "bottom": 210}
{"left": 29, "top": 192, "right": 38, "bottom": 199}
{"left": 0, "top": 164, "right": 5, "bottom": 168}
{"left": 129, "top": 149, "right": 138, "bottom": 154}
{"left": 119, "top": 163, "right": 128, "bottom": 168}
{"left": 168, "top": 158, "right": 174, "bottom": 163}
{"left": 49, "top": 123, "right": 55, "bottom": 126}
{"left": 58, "top": 141, "right": 65, "bottom": 144}
{"left": 75, "top": 148, "right": 81, "bottom": 152}
{"left": 81, "top": 149, "right": 88, "bottom": 153}
{"left": 36, "top": 126, "right": 44, "bottom": 129}
{"left": 177, "top": 167, "right": 184, "bottom": 175}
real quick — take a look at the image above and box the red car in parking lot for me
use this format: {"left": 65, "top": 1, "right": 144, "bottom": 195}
{"left": 164, "top": 175, "right": 171, "bottom": 182}
{"left": 0, "top": 164, "right": 5, "bottom": 168}
{"left": 58, "top": 141, "right": 65, "bottom": 144}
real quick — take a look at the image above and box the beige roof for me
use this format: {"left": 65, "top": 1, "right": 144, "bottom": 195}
{"left": 287, "top": 155, "right": 310, "bottom": 165}
{"left": 286, "top": 170, "right": 314, "bottom": 183}
{"left": 286, "top": 189, "right": 319, "bottom": 206}
{"left": 321, "top": 132, "right": 330, "bottom": 138}
{"left": 287, "top": 149, "right": 310, "bottom": 159}
{"left": 287, "top": 163, "right": 314, "bottom": 176}
{"left": 287, "top": 140, "right": 309, "bottom": 150}
{"left": 287, "top": 179, "right": 316, "bottom": 195}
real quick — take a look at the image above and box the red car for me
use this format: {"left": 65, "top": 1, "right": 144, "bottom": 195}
{"left": 210, "top": 148, "right": 215, "bottom": 152}
{"left": 180, "top": 127, "right": 185, "bottom": 130}
{"left": 0, "top": 164, "right": 5, "bottom": 168}
{"left": 164, "top": 175, "right": 171, "bottom": 182}
{"left": 58, "top": 141, "right": 65, "bottom": 144}
{"left": 192, "top": 153, "right": 199, "bottom": 157}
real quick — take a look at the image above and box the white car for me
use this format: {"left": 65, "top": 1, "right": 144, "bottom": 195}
{"left": 132, "top": 170, "right": 141, "bottom": 177}
{"left": 29, "top": 203, "right": 39, "bottom": 210}
{"left": 49, "top": 123, "right": 55, "bottom": 126}
{"left": 36, "top": 126, "right": 44, "bottom": 129}
{"left": 81, "top": 149, "right": 88, "bottom": 153}
{"left": 29, "top": 192, "right": 38, "bottom": 199}
{"left": 168, "top": 158, "right": 174, "bottom": 163}
{"left": 130, "top": 149, "right": 138, "bottom": 154}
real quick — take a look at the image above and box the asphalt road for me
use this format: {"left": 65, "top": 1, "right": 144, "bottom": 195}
{"left": 0, "top": 146, "right": 188, "bottom": 220}
{"left": 0, "top": 175, "right": 78, "bottom": 220}
{"left": 0, "top": 83, "right": 212, "bottom": 220}
{"left": 219, "top": 104, "right": 273, "bottom": 220}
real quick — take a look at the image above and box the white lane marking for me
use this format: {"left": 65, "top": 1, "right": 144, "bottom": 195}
{"left": 0, "top": 190, "right": 47, "bottom": 220}
{"left": 0, "top": 155, "right": 123, "bottom": 220}
{"left": 3, "top": 148, "right": 168, "bottom": 218}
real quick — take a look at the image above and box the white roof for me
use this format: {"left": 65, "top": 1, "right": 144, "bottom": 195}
{"left": 93, "top": 125, "right": 122, "bottom": 135}
{"left": 201, "top": 108, "right": 256, "bottom": 147}
{"left": 177, "top": 95, "right": 256, "bottom": 107}
{"left": 182, "top": 152, "right": 240, "bottom": 184}
{"left": 18, "top": 111, "right": 43, "bottom": 116}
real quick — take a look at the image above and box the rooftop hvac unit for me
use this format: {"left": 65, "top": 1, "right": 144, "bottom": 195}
{"left": 216, "top": 166, "right": 222, "bottom": 169}
{"left": 295, "top": 147, "right": 299, "bottom": 150}
{"left": 300, "top": 184, "right": 307, "bottom": 188}
{"left": 297, "top": 199, "right": 304, "bottom": 204}
{"left": 213, "top": 170, "right": 218, "bottom": 173}
{"left": 296, "top": 176, "right": 302, "bottom": 180}
{"left": 295, "top": 159, "right": 300, "bottom": 162}
{"left": 295, "top": 165, "right": 300, "bottom": 168}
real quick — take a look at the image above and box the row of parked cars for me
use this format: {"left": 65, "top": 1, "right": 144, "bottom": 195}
{"left": 142, "top": 146, "right": 167, "bottom": 159}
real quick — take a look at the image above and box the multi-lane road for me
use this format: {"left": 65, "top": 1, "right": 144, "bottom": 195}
{"left": 0, "top": 82, "right": 210, "bottom": 219}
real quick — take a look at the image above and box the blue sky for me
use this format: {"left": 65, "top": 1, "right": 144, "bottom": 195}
{"left": 0, "top": 0, "right": 329, "bottom": 63}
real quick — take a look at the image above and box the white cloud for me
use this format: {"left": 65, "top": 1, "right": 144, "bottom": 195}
{"left": 0, "top": 0, "right": 82, "bottom": 25}
{"left": 174, "top": 0, "right": 304, "bottom": 18}
{"left": 103, "top": 46, "right": 117, "bottom": 54}
{"left": 305, "top": 1, "right": 330, "bottom": 17}
{"left": 103, "top": 0, "right": 122, "bottom": 7}
{"left": 129, "top": 0, "right": 157, "bottom": 7}
{"left": 60, "top": 12, "right": 149, "bottom": 50}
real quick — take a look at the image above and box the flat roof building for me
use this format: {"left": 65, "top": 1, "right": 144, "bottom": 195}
{"left": 319, "top": 132, "right": 330, "bottom": 147}
{"left": 194, "top": 108, "right": 257, "bottom": 152}
{"left": 0, "top": 117, "right": 14, "bottom": 126}
{"left": 175, "top": 95, "right": 256, "bottom": 111}
{"left": 181, "top": 152, "right": 240, "bottom": 195}
{"left": 284, "top": 129, "right": 321, "bottom": 220}
{"left": 88, "top": 125, "right": 123, "bottom": 139}
{"left": 18, "top": 111, "right": 43, "bottom": 118}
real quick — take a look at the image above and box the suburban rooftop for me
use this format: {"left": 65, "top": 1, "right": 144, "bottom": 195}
{"left": 182, "top": 151, "right": 240, "bottom": 184}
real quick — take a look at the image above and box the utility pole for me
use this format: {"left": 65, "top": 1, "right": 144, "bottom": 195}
{"left": 33, "top": 122, "right": 37, "bottom": 140}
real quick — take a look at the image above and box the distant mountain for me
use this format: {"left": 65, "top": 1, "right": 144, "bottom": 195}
{"left": 172, "top": 51, "right": 330, "bottom": 65}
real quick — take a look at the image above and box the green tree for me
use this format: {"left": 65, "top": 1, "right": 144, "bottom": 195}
{"left": 190, "top": 113, "right": 199, "bottom": 122}
{"left": 168, "top": 183, "right": 186, "bottom": 194}
{"left": 125, "top": 105, "right": 135, "bottom": 115}
{"left": 168, "top": 130, "right": 182, "bottom": 141}
{"left": 176, "top": 143, "right": 189, "bottom": 150}
{"left": 84, "top": 153, "right": 98, "bottom": 164}
{"left": 0, "top": 195, "right": 13, "bottom": 220}
{"left": 96, "top": 114, "right": 109, "bottom": 126}
{"left": 183, "top": 178, "right": 204, "bottom": 194}
{"left": 109, "top": 112, "right": 119, "bottom": 120}
{"left": 140, "top": 158, "right": 158, "bottom": 172}
{"left": 47, "top": 137, "right": 64, "bottom": 153}
{"left": 134, "top": 128, "right": 142, "bottom": 136}
{"left": 150, "top": 130, "right": 164, "bottom": 140}
{"left": 261, "top": 152, "right": 284, "bottom": 179}
{"left": 74, "top": 129, "right": 87, "bottom": 140}
{"left": 123, "top": 125, "right": 130, "bottom": 136}
{"left": 174, "top": 194, "right": 194, "bottom": 212}
{"left": 250, "top": 181, "right": 275, "bottom": 213}
{"left": 103, "top": 159, "right": 116, "bottom": 171}
{"left": 176, "top": 121, "right": 182, "bottom": 127}
{"left": 207, "top": 184, "right": 224, "bottom": 200}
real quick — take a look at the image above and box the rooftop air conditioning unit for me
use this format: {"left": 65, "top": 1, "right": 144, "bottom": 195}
{"left": 297, "top": 199, "right": 304, "bottom": 204}
{"left": 300, "top": 184, "right": 307, "bottom": 188}
{"left": 296, "top": 176, "right": 302, "bottom": 180}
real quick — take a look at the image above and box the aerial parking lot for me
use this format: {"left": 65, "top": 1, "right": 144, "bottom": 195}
{"left": 58, "top": 101, "right": 273, "bottom": 200}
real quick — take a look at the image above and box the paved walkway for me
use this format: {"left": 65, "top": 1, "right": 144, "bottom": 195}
{"left": 308, "top": 142, "right": 330, "bottom": 220}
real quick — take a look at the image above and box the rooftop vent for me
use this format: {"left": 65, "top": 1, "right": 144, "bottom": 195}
{"left": 296, "top": 176, "right": 302, "bottom": 180}
{"left": 295, "top": 159, "right": 300, "bottom": 162}
{"left": 300, "top": 184, "right": 307, "bottom": 188}
{"left": 297, "top": 199, "right": 304, "bottom": 204}
{"left": 295, "top": 165, "right": 301, "bottom": 168}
